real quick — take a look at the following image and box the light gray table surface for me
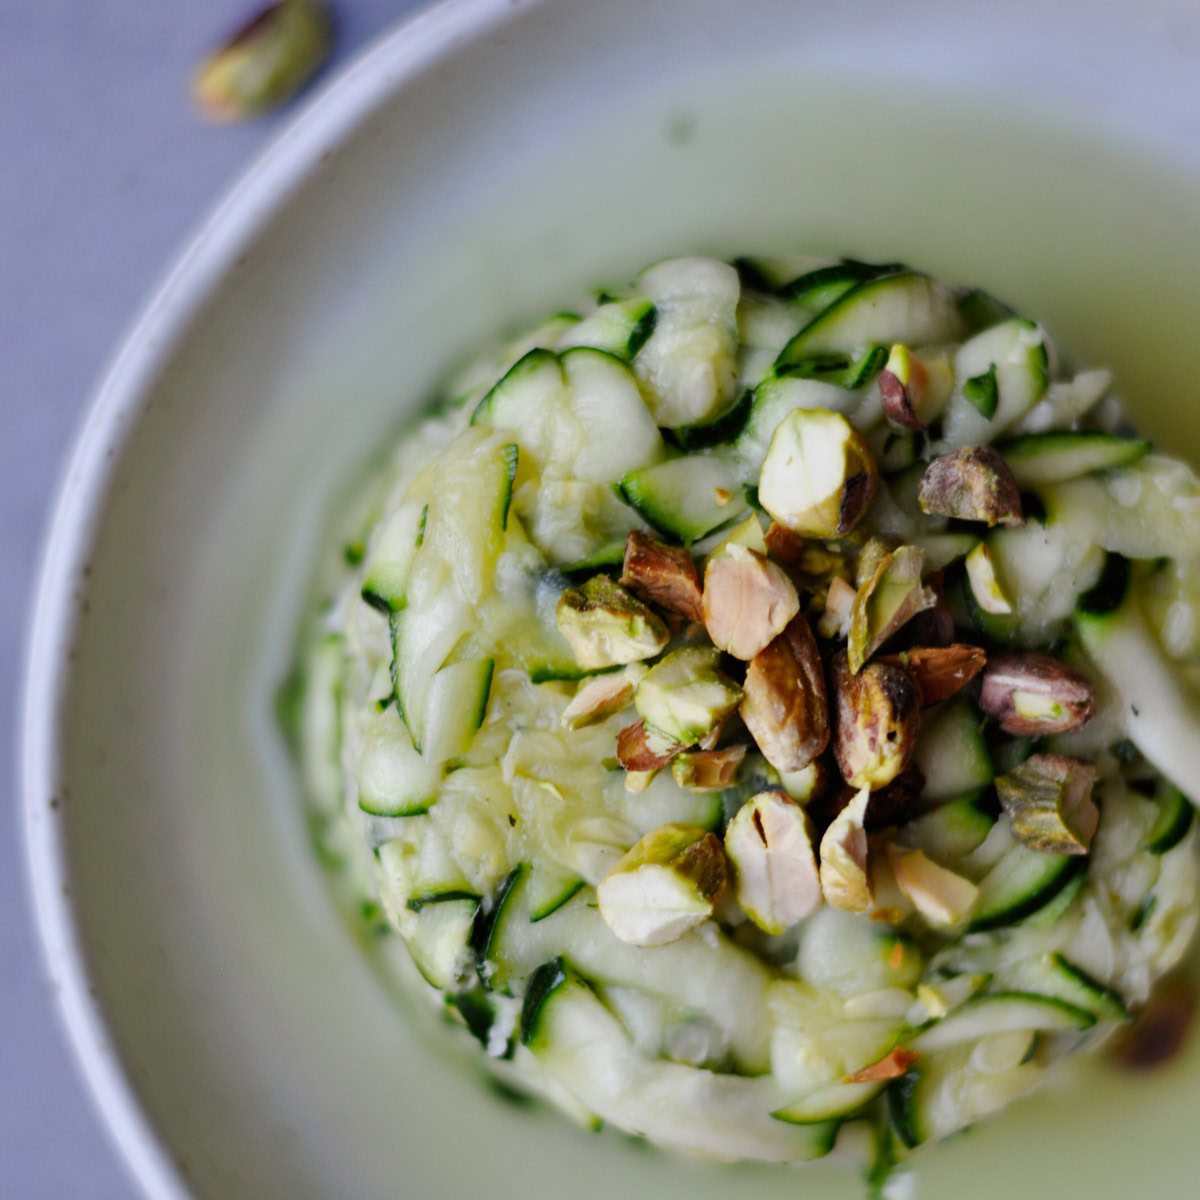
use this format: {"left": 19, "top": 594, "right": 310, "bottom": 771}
{"left": 0, "top": 4, "right": 423, "bottom": 1195}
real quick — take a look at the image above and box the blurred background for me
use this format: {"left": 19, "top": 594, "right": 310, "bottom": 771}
{"left": 1, "top": 4, "right": 422, "bottom": 1195}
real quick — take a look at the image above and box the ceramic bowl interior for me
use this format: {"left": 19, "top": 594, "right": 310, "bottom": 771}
{"left": 24, "top": 0, "right": 1200, "bottom": 1197}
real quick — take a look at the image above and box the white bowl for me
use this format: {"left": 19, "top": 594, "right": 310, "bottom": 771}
{"left": 23, "top": 0, "right": 1200, "bottom": 1196}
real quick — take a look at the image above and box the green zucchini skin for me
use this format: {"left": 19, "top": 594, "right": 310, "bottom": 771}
{"left": 970, "top": 850, "right": 1089, "bottom": 933}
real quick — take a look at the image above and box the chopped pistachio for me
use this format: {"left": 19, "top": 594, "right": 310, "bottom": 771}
{"left": 758, "top": 408, "right": 879, "bottom": 537}
{"left": 912, "top": 974, "right": 989, "bottom": 1021}
{"left": 878, "top": 344, "right": 928, "bottom": 431}
{"left": 964, "top": 542, "right": 1013, "bottom": 615}
{"left": 696, "top": 712, "right": 729, "bottom": 751}
{"left": 621, "top": 531, "right": 704, "bottom": 623}
{"left": 623, "top": 768, "right": 658, "bottom": 793}
{"left": 763, "top": 521, "right": 805, "bottom": 565}
{"left": 192, "top": 0, "right": 332, "bottom": 123}
{"left": 995, "top": 754, "right": 1100, "bottom": 854}
{"left": 671, "top": 745, "right": 747, "bottom": 792}
{"left": 560, "top": 665, "right": 644, "bottom": 730}
{"left": 702, "top": 544, "right": 800, "bottom": 660}
{"left": 854, "top": 536, "right": 898, "bottom": 588}
{"left": 908, "top": 569, "right": 956, "bottom": 647}
{"left": 979, "top": 650, "right": 1095, "bottom": 735}
{"left": 817, "top": 575, "right": 856, "bottom": 640}
{"left": 831, "top": 651, "right": 922, "bottom": 790}
{"left": 918, "top": 446, "right": 1023, "bottom": 527}
{"left": 845, "top": 1046, "right": 920, "bottom": 1083}
{"left": 597, "top": 824, "right": 729, "bottom": 946}
{"left": 819, "top": 787, "right": 873, "bottom": 911}
{"left": 887, "top": 846, "right": 979, "bottom": 926}
{"left": 556, "top": 575, "right": 670, "bottom": 669}
{"left": 725, "top": 791, "right": 822, "bottom": 934}
{"left": 711, "top": 512, "right": 769, "bottom": 558}
{"left": 879, "top": 644, "right": 987, "bottom": 707}
{"left": 1109, "top": 974, "right": 1196, "bottom": 1071}
{"left": 740, "top": 615, "right": 830, "bottom": 773}
{"left": 780, "top": 757, "right": 833, "bottom": 805}
{"left": 864, "top": 763, "right": 925, "bottom": 828}
{"left": 616, "top": 718, "right": 681, "bottom": 773}
{"left": 847, "top": 544, "right": 936, "bottom": 672}
{"left": 634, "top": 646, "right": 743, "bottom": 747}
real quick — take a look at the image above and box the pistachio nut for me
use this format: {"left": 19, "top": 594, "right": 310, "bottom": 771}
{"left": 703, "top": 543, "right": 800, "bottom": 661}
{"left": 560, "top": 665, "right": 644, "bottom": 730}
{"left": 995, "top": 753, "right": 1100, "bottom": 854}
{"left": 634, "top": 645, "right": 744, "bottom": 747}
{"left": 740, "top": 614, "right": 830, "bottom": 773}
{"left": 671, "top": 745, "right": 747, "bottom": 792}
{"left": 819, "top": 786, "right": 872, "bottom": 911}
{"left": 847, "top": 544, "right": 937, "bottom": 672}
{"left": 979, "top": 650, "right": 1096, "bottom": 736}
{"left": 964, "top": 542, "right": 1013, "bottom": 615}
{"left": 854, "top": 536, "right": 898, "bottom": 588}
{"left": 845, "top": 1046, "right": 920, "bottom": 1083}
{"left": 758, "top": 408, "right": 879, "bottom": 537}
{"left": 597, "top": 823, "right": 729, "bottom": 946}
{"left": 887, "top": 845, "right": 979, "bottom": 926}
{"left": 763, "top": 521, "right": 805, "bottom": 565}
{"left": 918, "top": 446, "right": 1023, "bottom": 527}
{"left": 817, "top": 575, "right": 857, "bottom": 640}
{"left": 711, "top": 512, "right": 768, "bottom": 558}
{"left": 556, "top": 574, "right": 670, "bottom": 669}
{"left": 879, "top": 644, "right": 987, "bottom": 707}
{"left": 724, "top": 791, "right": 822, "bottom": 934}
{"left": 621, "top": 530, "right": 704, "bottom": 623}
{"left": 615, "top": 718, "right": 681, "bottom": 772}
{"left": 831, "top": 650, "right": 922, "bottom": 790}
{"left": 879, "top": 344, "right": 928, "bottom": 431}
{"left": 192, "top": 0, "right": 333, "bottom": 123}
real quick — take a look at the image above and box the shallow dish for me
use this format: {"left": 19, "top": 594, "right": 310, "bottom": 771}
{"left": 21, "top": 1, "right": 1200, "bottom": 1197}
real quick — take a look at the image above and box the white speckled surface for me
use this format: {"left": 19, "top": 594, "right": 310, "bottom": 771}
{"left": 0, "top": 6, "right": 422, "bottom": 1196}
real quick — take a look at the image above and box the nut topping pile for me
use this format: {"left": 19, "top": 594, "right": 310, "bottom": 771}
{"left": 551, "top": 416, "right": 1103, "bottom": 947}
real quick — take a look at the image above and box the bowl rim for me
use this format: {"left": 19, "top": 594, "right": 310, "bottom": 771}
{"left": 18, "top": 2, "right": 537, "bottom": 1196}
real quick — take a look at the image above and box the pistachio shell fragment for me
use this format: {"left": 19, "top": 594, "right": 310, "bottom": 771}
{"left": 192, "top": 0, "right": 332, "bottom": 123}
{"left": 831, "top": 651, "right": 922, "bottom": 790}
{"left": 819, "top": 786, "right": 873, "bottom": 911}
{"left": 918, "top": 446, "right": 1023, "bottom": 527}
{"left": 887, "top": 846, "right": 979, "bottom": 926}
{"left": 621, "top": 531, "right": 704, "bottom": 623}
{"left": 979, "top": 650, "right": 1096, "bottom": 736}
{"left": 879, "top": 645, "right": 987, "bottom": 707}
{"left": 556, "top": 575, "right": 670, "bottom": 669}
{"left": 725, "top": 791, "right": 822, "bottom": 934}
{"left": 740, "top": 615, "right": 830, "bottom": 773}
{"left": 995, "top": 753, "right": 1100, "bottom": 854}
{"left": 597, "top": 823, "right": 729, "bottom": 946}
{"left": 671, "top": 745, "right": 747, "bottom": 792}
{"left": 758, "top": 408, "right": 879, "bottom": 537}
{"left": 634, "top": 646, "right": 743, "bottom": 747}
{"left": 702, "top": 544, "right": 800, "bottom": 660}
{"left": 847, "top": 544, "right": 937, "bottom": 672}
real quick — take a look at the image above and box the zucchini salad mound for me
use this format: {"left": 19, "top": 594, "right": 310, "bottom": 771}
{"left": 284, "top": 256, "right": 1200, "bottom": 1179}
